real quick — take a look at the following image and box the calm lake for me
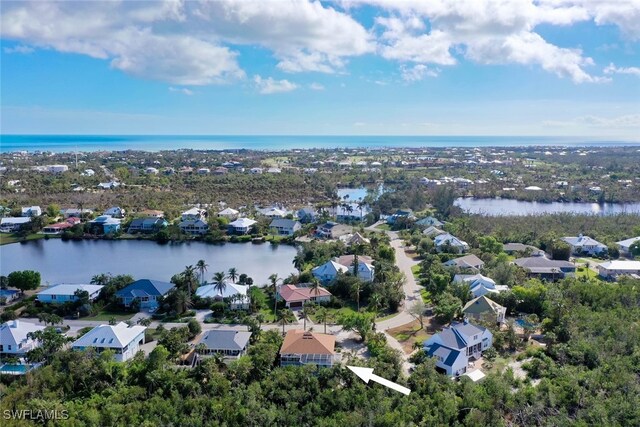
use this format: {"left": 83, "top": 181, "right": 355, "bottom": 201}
{"left": 455, "top": 197, "right": 640, "bottom": 216}
{"left": 0, "top": 239, "right": 298, "bottom": 286}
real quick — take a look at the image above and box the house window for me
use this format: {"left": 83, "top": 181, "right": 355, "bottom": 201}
{"left": 7, "top": 345, "right": 11, "bottom": 350}
{"left": 51, "top": 295, "right": 57, "bottom": 300}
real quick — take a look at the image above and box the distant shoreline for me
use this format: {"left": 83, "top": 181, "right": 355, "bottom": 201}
{"left": 2, "top": 134, "right": 639, "bottom": 153}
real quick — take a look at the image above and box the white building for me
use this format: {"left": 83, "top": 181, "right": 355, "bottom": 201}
{"left": 597, "top": 260, "right": 640, "bottom": 279}
{"left": 36, "top": 284, "right": 103, "bottom": 304}
{"left": 453, "top": 274, "right": 508, "bottom": 298}
{"left": 0, "top": 320, "right": 45, "bottom": 356}
{"left": 21, "top": 206, "right": 42, "bottom": 217}
{"left": 616, "top": 237, "right": 640, "bottom": 256}
{"left": 0, "top": 217, "right": 31, "bottom": 232}
{"left": 561, "top": 234, "right": 608, "bottom": 256}
{"left": 196, "top": 283, "right": 249, "bottom": 309}
{"left": 228, "top": 217, "right": 257, "bottom": 235}
{"left": 103, "top": 206, "right": 125, "bottom": 218}
{"left": 217, "top": 208, "right": 239, "bottom": 220}
{"left": 47, "top": 164, "right": 69, "bottom": 173}
{"left": 434, "top": 233, "right": 470, "bottom": 253}
{"left": 181, "top": 207, "right": 206, "bottom": 221}
{"left": 72, "top": 323, "right": 146, "bottom": 362}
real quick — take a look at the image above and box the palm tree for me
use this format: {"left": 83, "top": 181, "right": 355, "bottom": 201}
{"left": 278, "top": 308, "right": 295, "bottom": 335}
{"left": 228, "top": 267, "right": 238, "bottom": 283}
{"left": 292, "top": 253, "right": 305, "bottom": 272}
{"left": 368, "top": 293, "right": 383, "bottom": 329}
{"left": 351, "top": 280, "right": 362, "bottom": 311}
{"left": 90, "top": 273, "right": 111, "bottom": 287}
{"left": 309, "top": 278, "right": 321, "bottom": 299}
{"left": 584, "top": 261, "right": 591, "bottom": 279}
{"left": 196, "top": 260, "right": 209, "bottom": 285}
{"left": 173, "top": 290, "right": 192, "bottom": 315}
{"left": 182, "top": 265, "right": 198, "bottom": 293}
{"left": 269, "top": 273, "right": 281, "bottom": 317}
{"left": 351, "top": 253, "right": 360, "bottom": 279}
{"left": 212, "top": 272, "right": 227, "bottom": 299}
{"left": 315, "top": 307, "right": 330, "bottom": 334}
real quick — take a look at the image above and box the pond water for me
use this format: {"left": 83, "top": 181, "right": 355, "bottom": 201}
{"left": 455, "top": 198, "right": 640, "bottom": 216}
{"left": 337, "top": 184, "right": 385, "bottom": 201}
{"left": 0, "top": 239, "right": 298, "bottom": 286}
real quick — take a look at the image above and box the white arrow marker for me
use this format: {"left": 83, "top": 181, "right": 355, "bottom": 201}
{"left": 347, "top": 366, "right": 411, "bottom": 395}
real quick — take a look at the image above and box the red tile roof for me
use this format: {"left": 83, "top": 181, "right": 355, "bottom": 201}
{"left": 280, "top": 330, "right": 335, "bottom": 355}
{"left": 278, "top": 284, "right": 331, "bottom": 303}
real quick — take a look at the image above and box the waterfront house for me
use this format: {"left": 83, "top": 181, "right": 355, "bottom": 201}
{"left": 103, "top": 206, "right": 125, "bottom": 218}
{"left": 279, "top": 330, "right": 339, "bottom": 368}
{"left": 434, "top": 233, "right": 470, "bottom": 253}
{"left": 0, "top": 217, "right": 32, "bottom": 233}
{"left": 342, "top": 232, "right": 371, "bottom": 246}
{"left": 0, "top": 320, "right": 45, "bottom": 356}
{"left": 228, "top": 217, "right": 257, "bottom": 235}
{"left": 312, "top": 255, "right": 375, "bottom": 284}
{"left": 462, "top": 296, "right": 506, "bottom": 324}
{"left": 561, "top": 234, "right": 608, "bottom": 256}
{"left": 72, "top": 322, "right": 146, "bottom": 362}
{"left": 37, "top": 284, "right": 103, "bottom": 304}
{"left": 616, "top": 237, "right": 640, "bottom": 257}
{"left": 138, "top": 209, "right": 164, "bottom": 218}
{"left": 444, "top": 254, "right": 485, "bottom": 270}
{"left": 311, "top": 260, "right": 349, "bottom": 284}
{"left": 179, "top": 219, "right": 209, "bottom": 235}
{"left": 597, "top": 260, "right": 640, "bottom": 279}
{"left": 195, "top": 330, "right": 252, "bottom": 361}
{"left": 217, "top": 208, "right": 239, "bottom": 220}
{"left": 423, "top": 226, "right": 445, "bottom": 238}
{"left": 453, "top": 274, "right": 508, "bottom": 297}
{"left": 513, "top": 253, "right": 576, "bottom": 280}
{"left": 60, "top": 208, "right": 93, "bottom": 218}
{"left": 181, "top": 207, "right": 206, "bottom": 221}
{"left": 335, "top": 203, "right": 369, "bottom": 221}
{"left": 386, "top": 208, "right": 415, "bottom": 225}
{"left": 315, "top": 221, "right": 353, "bottom": 239}
{"left": 128, "top": 217, "right": 168, "bottom": 234}
{"left": 89, "top": 215, "right": 121, "bottom": 234}
{"left": 423, "top": 320, "right": 493, "bottom": 377}
{"left": 195, "top": 283, "right": 249, "bottom": 310}
{"left": 269, "top": 218, "right": 301, "bottom": 236}
{"left": 42, "top": 217, "right": 81, "bottom": 234}
{"left": 297, "top": 207, "right": 318, "bottom": 223}
{"left": 21, "top": 206, "right": 42, "bottom": 217}
{"left": 116, "top": 279, "right": 175, "bottom": 310}
{"left": 277, "top": 284, "right": 332, "bottom": 309}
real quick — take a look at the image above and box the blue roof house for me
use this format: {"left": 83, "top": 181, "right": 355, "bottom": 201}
{"left": 115, "top": 279, "right": 175, "bottom": 310}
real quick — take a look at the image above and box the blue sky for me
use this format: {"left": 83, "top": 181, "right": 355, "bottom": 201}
{"left": 1, "top": 0, "right": 639, "bottom": 138}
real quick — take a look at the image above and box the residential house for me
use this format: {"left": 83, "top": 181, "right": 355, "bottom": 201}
{"left": 181, "top": 207, "right": 206, "bottom": 221}
{"left": 312, "top": 255, "right": 375, "bottom": 283}
{"left": 462, "top": 296, "right": 506, "bottom": 324}
{"left": 128, "top": 217, "right": 168, "bottom": 234}
{"left": 423, "top": 226, "right": 445, "bottom": 238}
{"left": 277, "top": 284, "right": 332, "bottom": 309}
{"left": 416, "top": 216, "right": 444, "bottom": 227}
{"left": 453, "top": 274, "right": 508, "bottom": 297}
{"left": 279, "top": 330, "right": 340, "bottom": 368}
{"left": 217, "top": 208, "right": 239, "bottom": 220}
{"left": 138, "top": 209, "right": 164, "bottom": 218}
{"left": 423, "top": 320, "right": 493, "bottom": 377}
{"left": 197, "top": 167, "right": 210, "bottom": 174}
{"left": 387, "top": 208, "right": 415, "bottom": 225}
{"left": 259, "top": 206, "right": 288, "bottom": 218}
{"left": 42, "top": 217, "right": 81, "bottom": 234}
{"left": 597, "top": 260, "right": 640, "bottom": 279}
{"left": 179, "top": 219, "right": 209, "bottom": 235}
{"left": 616, "top": 237, "right": 640, "bottom": 257}
{"left": 37, "top": 284, "right": 103, "bottom": 304}
{"left": 561, "top": 234, "right": 608, "bottom": 256}
{"left": 228, "top": 218, "right": 257, "bottom": 235}
{"left": 89, "top": 215, "right": 121, "bottom": 234}
{"left": 315, "top": 221, "right": 353, "bottom": 239}
{"left": 342, "top": 232, "right": 371, "bottom": 246}
{"left": 0, "top": 320, "right": 45, "bottom": 356}
{"left": 513, "top": 253, "right": 576, "bottom": 280}
{"left": 97, "top": 181, "right": 120, "bottom": 190}
{"left": 503, "top": 243, "right": 540, "bottom": 255}
{"left": 103, "top": 206, "right": 125, "bottom": 218}
{"left": 335, "top": 203, "right": 370, "bottom": 221}
{"left": 72, "top": 322, "right": 146, "bottom": 362}
{"left": 444, "top": 254, "right": 485, "bottom": 270}
{"left": 434, "top": 233, "right": 470, "bottom": 253}
{"left": 195, "top": 283, "right": 249, "bottom": 310}
{"left": 195, "top": 330, "right": 252, "bottom": 361}
{"left": 297, "top": 207, "right": 318, "bottom": 223}
{"left": 21, "top": 206, "right": 42, "bottom": 217}
{"left": 60, "top": 208, "right": 93, "bottom": 218}
{"left": 269, "top": 218, "right": 301, "bottom": 236}
{"left": 311, "top": 260, "right": 349, "bottom": 284}
{"left": 0, "top": 217, "right": 31, "bottom": 232}
{"left": 115, "top": 279, "right": 175, "bottom": 310}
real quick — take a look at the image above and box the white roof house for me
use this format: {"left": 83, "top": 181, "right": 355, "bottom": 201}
{"left": 218, "top": 207, "right": 239, "bottom": 219}
{"left": 453, "top": 274, "right": 508, "bottom": 298}
{"left": 312, "top": 261, "right": 349, "bottom": 284}
{"left": 228, "top": 217, "right": 257, "bottom": 234}
{"left": 616, "top": 237, "right": 640, "bottom": 255}
{"left": 0, "top": 320, "right": 45, "bottom": 355}
{"left": 597, "top": 260, "right": 640, "bottom": 279}
{"left": 196, "top": 283, "right": 249, "bottom": 309}
{"left": 21, "top": 206, "right": 42, "bottom": 217}
{"left": 434, "top": 233, "right": 470, "bottom": 253}
{"left": 37, "top": 284, "right": 103, "bottom": 304}
{"left": 0, "top": 217, "right": 31, "bottom": 232}
{"left": 72, "top": 322, "right": 146, "bottom": 362}
{"left": 103, "top": 206, "right": 125, "bottom": 218}
{"left": 181, "top": 207, "right": 205, "bottom": 221}
{"left": 561, "top": 234, "right": 608, "bottom": 255}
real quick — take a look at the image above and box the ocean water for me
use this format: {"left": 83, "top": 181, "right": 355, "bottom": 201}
{"left": 0, "top": 134, "right": 638, "bottom": 153}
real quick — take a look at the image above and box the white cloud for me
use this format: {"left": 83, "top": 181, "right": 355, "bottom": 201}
{"left": 309, "top": 82, "right": 325, "bottom": 91}
{"left": 3, "top": 44, "right": 35, "bottom": 54}
{"left": 543, "top": 114, "right": 640, "bottom": 128}
{"left": 169, "top": 87, "right": 194, "bottom": 96}
{"left": 604, "top": 62, "right": 640, "bottom": 77}
{"left": 400, "top": 64, "right": 438, "bottom": 82}
{"left": 254, "top": 75, "right": 298, "bottom": 94}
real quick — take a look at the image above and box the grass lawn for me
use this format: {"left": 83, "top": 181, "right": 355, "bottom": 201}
{"left": 0, "top": 233, "right": 45, "bottom": 246}
{"left": 388, "top": 319, "right": 431, "bottom": 354}
{"left": 420, "top": 289, "right": 432, "bottom": 304}
{"left": 375, "top": 223, "right": 391, "bottom": 231}
{"left": 308, "top": 304, "right": 359, "bottom": 323}
{"left": 411, "top": 264, "right": 421, "bottom": 279}
{"left": 84, "top": 310, "right": 133, "bottom": 322}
